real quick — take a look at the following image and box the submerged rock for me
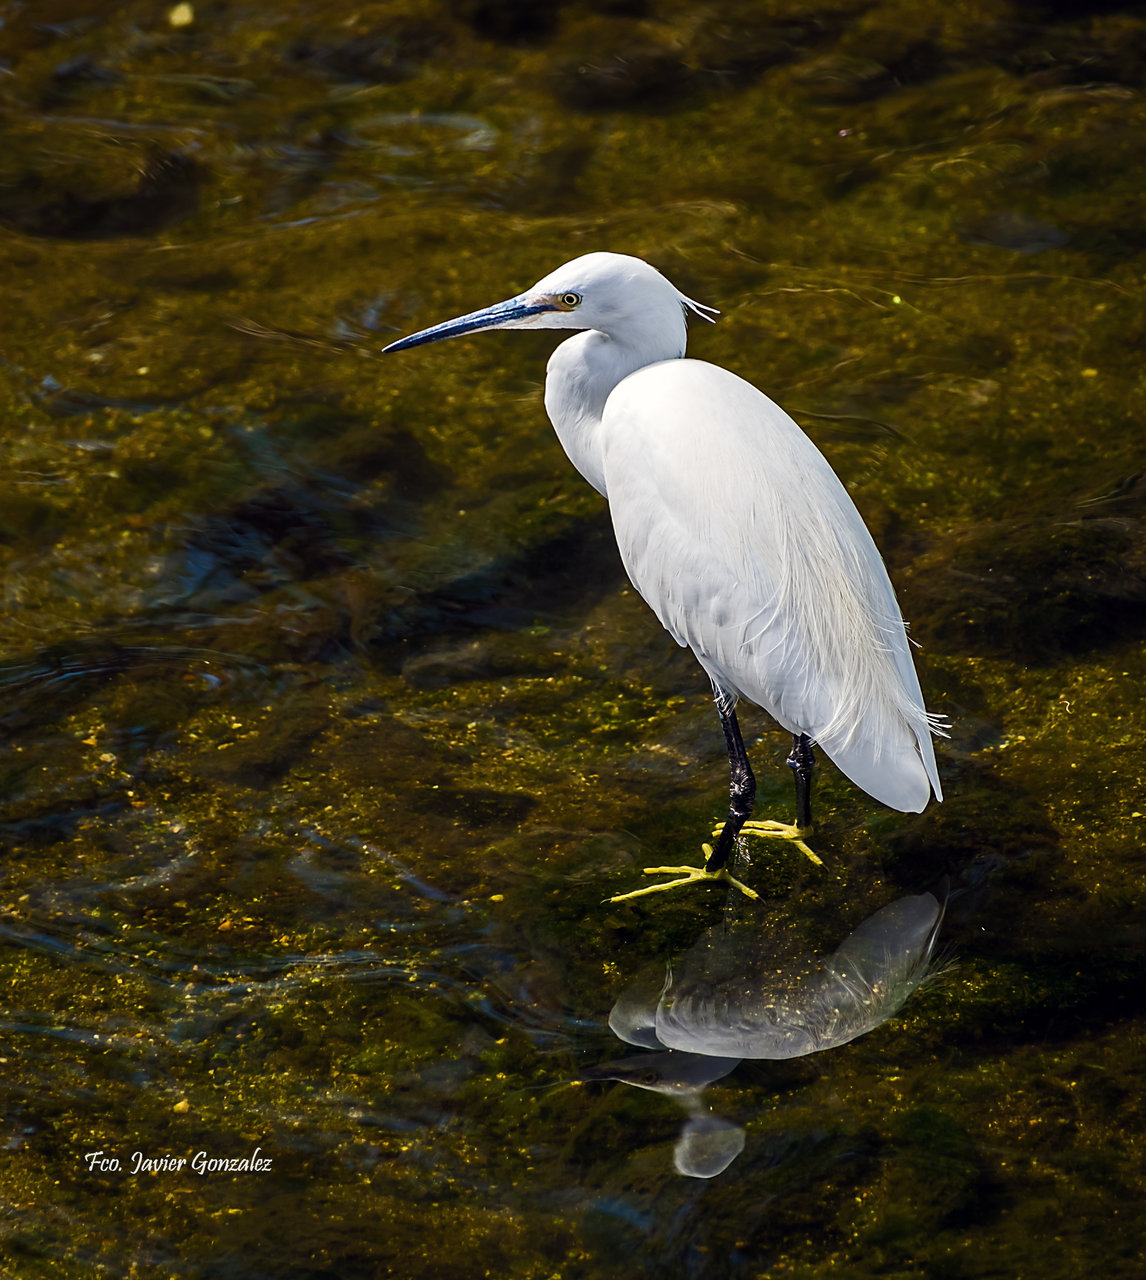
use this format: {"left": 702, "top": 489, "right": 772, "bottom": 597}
{"left": 0, "top": 148, "right": 202, "bottom": 240}
{"left": 903, "top": 516, "right": 1146, "bottom": 659}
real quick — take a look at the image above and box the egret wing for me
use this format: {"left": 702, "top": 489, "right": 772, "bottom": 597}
{"left": 600, "top": 359, "right": 940, "bottom": 812}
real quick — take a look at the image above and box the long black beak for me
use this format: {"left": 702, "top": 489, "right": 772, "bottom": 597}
{"left": 381, "top": 296, "right": 557, "bottom": 353}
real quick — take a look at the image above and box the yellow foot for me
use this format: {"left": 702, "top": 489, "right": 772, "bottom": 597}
{"left": 711, "top": 819, "right": 824, "bottom": 867}
{"left": 607, "top": 844, "right": 760, "bottom": 903}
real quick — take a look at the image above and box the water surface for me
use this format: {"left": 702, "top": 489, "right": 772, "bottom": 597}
{"left": 2, "top": 1, "right": 1145, "bottom": 1275}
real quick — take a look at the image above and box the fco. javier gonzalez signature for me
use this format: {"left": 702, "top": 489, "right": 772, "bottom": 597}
{"left": 84, "top": 1148, "right": 272, "bottom": 1175}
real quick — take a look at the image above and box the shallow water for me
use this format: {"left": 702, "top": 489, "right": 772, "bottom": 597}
{"left": 2, "top": 1, "right": 1145, "bottom": 1275}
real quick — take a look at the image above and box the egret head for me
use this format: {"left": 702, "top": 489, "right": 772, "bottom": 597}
{"left": 382, "top": 251, "right": 717, "bottom": 354}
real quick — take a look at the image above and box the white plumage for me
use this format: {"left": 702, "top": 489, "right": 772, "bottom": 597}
{"left": 385, "top": 251, "right": 942, "bottom": 894}
{"left": 603, "top": 359, "right": 940, "bottom": 812}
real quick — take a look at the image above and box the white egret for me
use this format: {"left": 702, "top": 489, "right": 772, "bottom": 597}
{"left": 383, "top": 252, "right": 943, "bottom": 900}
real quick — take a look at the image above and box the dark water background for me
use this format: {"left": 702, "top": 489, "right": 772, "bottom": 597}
{"left": 2, "top": 0, "right": 1145, "bottom": 1275}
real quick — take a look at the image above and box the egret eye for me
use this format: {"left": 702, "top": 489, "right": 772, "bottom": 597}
{"left": 559, "top": 292, "right": 582, "bottom": 308}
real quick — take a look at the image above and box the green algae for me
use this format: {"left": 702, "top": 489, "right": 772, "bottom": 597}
{"left": 1, "top": 0, "right": 1145, "bottom": 1276}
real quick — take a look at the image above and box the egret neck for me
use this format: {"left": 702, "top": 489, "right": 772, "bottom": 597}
{"left": 543, "top": 302, "right": 689, "bottom": 499}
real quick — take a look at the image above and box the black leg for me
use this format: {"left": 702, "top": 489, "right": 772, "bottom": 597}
{"left": 705, "top": 690, "right": 755, "bottom": 873}
{"left": 787, "top": 733, "right": 815, "bottom": 831}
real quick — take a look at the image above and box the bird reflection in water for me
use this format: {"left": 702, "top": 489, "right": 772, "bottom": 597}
{"left": 580, "top": 892, "right": 945, "bottom": 1178}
